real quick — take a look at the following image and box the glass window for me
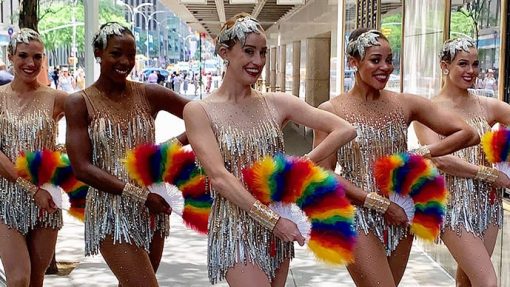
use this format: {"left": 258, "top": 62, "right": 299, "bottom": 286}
{"left": 380, "top": 0, "right": 403, "bottom": 92}
{"left": 286, "top": 44, "right": 293, "bottom": 93}
{"left": 342, "top": 0, "right": 356, "bottom": 93}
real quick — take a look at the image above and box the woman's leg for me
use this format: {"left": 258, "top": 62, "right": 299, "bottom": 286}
{"left": 26, "top": 226, "right": 59, "bottom": 287}
{"left": 346, "top": 231, "right": 397, "bottom": 287}
{"left": 271, "top": 258, "right": 290, "bottom": 287}
{"left": 100, "top": 236, "right": 158, "bottom": 287}
{"left": 226, "top": 262, "right": 272, "bottom": 287}
{"left": 0, "top": 222, "right": 31, "bottom": 287}
{"left": 442, "top": 226, "right": 498, "bottom": 287}
{"left": 148, "top": 231, "right": 165, "bottom": 273}
{"left": 388, "top": 233, "right": 413, "bottom": 285}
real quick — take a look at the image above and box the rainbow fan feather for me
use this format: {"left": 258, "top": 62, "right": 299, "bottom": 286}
{"left": 374, "top": 152, "right": 448, "bottom": 241}
{"left": 124, "top": 141, "right": 212, "bottom": 234}
{"left": 242, "top": 153, "right": 356, "bottom": 265}
{"left": 481, "top": 128, "right": 510, "bottom": 163}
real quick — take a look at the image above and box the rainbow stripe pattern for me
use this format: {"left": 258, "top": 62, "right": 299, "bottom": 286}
{"left": 124, "top": 141, "right": 211, "bottom": 234}
{"left": 15, "top": 149, "right": 89, "bottom": 220}
{"left": 374, "top": 152, "right": 448, "bottom": 241}
{"left": 481, "top": 127, "right": 510, "bottom": 163}
{"left": 242, "top": 153, "right": 356, "bottom": 265}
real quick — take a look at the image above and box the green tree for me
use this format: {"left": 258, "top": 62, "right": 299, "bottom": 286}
{"left": 450, "top": 11, "right": 475, "bottom": 39}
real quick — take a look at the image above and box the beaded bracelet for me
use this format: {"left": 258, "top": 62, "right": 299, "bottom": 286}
{"left": 475, "top": 165, "right": 498, "bottom": 184}
{"left": 164, "top": 137, "right": 181, "bottom": 146}
{"left": 122, "top": 183, "right": 149, "bottom": 203}
{"left": 410, "top": 145, "right": 431, "bottom": 158}
{"left": 249, "top": 200, "right": 280, "bottom": 231}
{"left": 16, "top": 177, "right": 39, "bottom": 197}
{"left": 363, "top": 192, "right": 391, "bottom": 214}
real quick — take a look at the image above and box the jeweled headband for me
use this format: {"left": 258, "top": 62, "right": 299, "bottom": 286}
{"left": 8, "top": 28, "right": 42, "bottom": 55}
{"left": 346, "top": 30, "right": 381, "bottom": 59}
{"left": 440, "top": 37, "right": 476, "bottom": 61}
{"left": 93, "top": 22, "right": 128, "bottom": 50}
{"left": 215, "top": 15, "right": 263, "bottom": 53}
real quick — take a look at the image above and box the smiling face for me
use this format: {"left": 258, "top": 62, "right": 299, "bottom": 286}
{"left": 221, "top": 32, "right": 267, "bottom": 86}
{"left": 443, "top": 47, "right": 479, "bottom": 89}
{"left": 8, "top": 40, "right": 44, "bottom": 83}
{"left": 95, "top": 33, "right": 136, "bottom": 83}
{"left": 350, "top": 39, "right": 394, "bottom": 91}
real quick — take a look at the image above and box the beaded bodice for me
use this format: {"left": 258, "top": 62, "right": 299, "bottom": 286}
{"left": 333, "top": 93, "right": 408, "bottom": 193}
{"left": 83, "top": 81, "right": 155, "bottom": 180}
{"left": 0, "top": 86, "right": 57, "bottom": 160}
{"left": 201, "top": 95, "right": 284, "bottom": 179}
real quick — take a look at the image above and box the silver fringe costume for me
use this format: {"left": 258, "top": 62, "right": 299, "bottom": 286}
{"left": 333, "top": 94, "right": 409, "bottom": 255}
{"left": 82, "top": 81, "right": 169, "bottom": 256}
{"left": 0, "top": 86, "right": 62, "bottom": 234}
{"left": 199, "top": 96, "right": 294, "bottom": 284}
{"left": 442, "top": 113, "right": 503, "bottom": 237}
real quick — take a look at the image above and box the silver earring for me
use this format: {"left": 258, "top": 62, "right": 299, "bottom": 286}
{"left": 353, "top": 66, "right": 358, "bottom": 73}
{"left": 95, "top": 57, "right": 101, "bottom": 64}
{"left": 224, "top": 59, "right": 229, "bottom": 66}
{"left": 443, "top": 69, "right": 449, "bottom": 75}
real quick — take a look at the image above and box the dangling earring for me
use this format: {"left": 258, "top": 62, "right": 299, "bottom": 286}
{"left": 443, "top": 69, "right": 449, "bottom": 75}
{"left": 95, "top": 57, "right": 101, "bottom": 64}
{"left": 224, "top": 59, "right": 229, "bottom": 67}
{"left": 353, "top": 66, "right": 358, "bottom": 73}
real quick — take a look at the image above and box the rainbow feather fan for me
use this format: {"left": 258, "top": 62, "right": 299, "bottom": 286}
{"left": 124, "top": 141, "right": 211, "bottom": 234}
{"left": 374, "top": 152, "right": 448, "bottom": 241}
{"left": 242, "top": 153, "right": 356, "bottom": 265}
{"left": 481, "top": 127, "right": 510, "bottom": 177}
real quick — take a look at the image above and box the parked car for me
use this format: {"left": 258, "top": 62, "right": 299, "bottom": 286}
{"left": 142, "top": 68, "right": 169, "bottom": 81}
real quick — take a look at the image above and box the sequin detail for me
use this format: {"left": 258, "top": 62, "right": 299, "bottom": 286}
{"left": 200, "top": 96, "right": 294, "bottom": 284}
{"left": 82, "top": 82, "right": 169, "bottom": 256}
{"left": 0, "top": 87, "right": 62, "bottom": 234}
{"left": 442, "top": 116, "right": 503, "bottom": 237}
{"left": 333, "top": 94, "right": 409, "bottom": 255}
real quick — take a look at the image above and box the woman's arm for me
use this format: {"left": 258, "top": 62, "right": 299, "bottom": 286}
{"left": 145, "top": 83, "right": 190, "bottom": 119}
{"left": 270, "top": 93, "right": 357, "bottom": 163}
{"left": 407, "top": 94, "right": 479, "bottom": 156}
{"left": 65, "top": 93, "right": 170, "bottom": 214}
{"left": 184, "top": 101, "right": 305, "bottom": 245}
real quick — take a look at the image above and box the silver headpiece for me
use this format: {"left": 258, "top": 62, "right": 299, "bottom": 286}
{"left": 215, "top": 15, "right": 263, "bottom": 53}
{"left": 8, "top": 28, "right": 42, "bottom": 55}
{"left": 346, "top": 30, "right": 381, "bottom": 59}
{"left": 93, "top": 22, "right": 127, "bottom": 50}
{"left": 440, "top": 37, "right": 475, "bottom": 61}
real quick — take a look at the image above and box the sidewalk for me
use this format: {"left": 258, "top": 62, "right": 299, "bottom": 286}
{"left": 44, "top": 213, "right": 454, "bottom": 287}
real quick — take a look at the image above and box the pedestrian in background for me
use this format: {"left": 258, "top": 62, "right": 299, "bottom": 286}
{"left": 0, "top": 61, "right": 13, "bottom": 85}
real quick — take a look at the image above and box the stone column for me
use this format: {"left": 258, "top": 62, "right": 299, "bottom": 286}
{"left": 305, "top": 35, "right": 331, "bottom": 107}
{"left": 278, "top": 44, "right": 286, "bottom": 92}
{"left": 292, "top": 41, "right": 301, "bottom": 97}
{"left": 84, "top": 0, "right": 99, "bottom": 86}
{"left": 265, "top": 48, "right": 271, "bottom": 92}
{"left": 270, "top": 46, "right": 277, "bottom": 92}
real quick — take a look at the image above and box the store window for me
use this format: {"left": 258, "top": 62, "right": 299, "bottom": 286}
{"left": 342, "top": 0, "right": 356, "bottom": 93}
{"left": 380, "top": 0, "right": 403, "bottom": 92}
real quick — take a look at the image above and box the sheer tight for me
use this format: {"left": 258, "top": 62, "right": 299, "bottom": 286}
{"left": 226, "top": 259, "right": 290, "bottom": 287}
{"left": 347, "top": 231, "right": 413, "bottom": 287}
{"left": 100, "top": 232, "right": 166, "bottom": 287}
{"left": 442, "top": 225, "right": 498, "bottom": 287}
{"left": 0, "top": 222, "right": 58, "bottom": 287}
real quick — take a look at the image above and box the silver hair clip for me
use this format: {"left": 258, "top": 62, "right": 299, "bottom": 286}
{"left": 8, "top": 28, "right": 42, "bottom": 54}
{"left": 440, "top": 37, "right": 475, "bottom": 60}
{"left": 216, "top": 16, "right": 262, "bottom": 53}
{"left": 346, "top": 30, "right": 381, "bottom": 59}
{"left": 94, "top": 22, "right": 127, "bottom": 50}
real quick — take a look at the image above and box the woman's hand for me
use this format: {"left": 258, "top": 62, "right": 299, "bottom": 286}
{"left": 145, "top": 193, "right": 171, "bottom": 215}
{"left": 272, "top": 218, "right": 306, "bottom": 246}
{"left": 493, "top": 170, "right": 510, "bottom": 189}
{"left": 383, "top": 202, "right": 408, "bottom": 226}
{"left": 33, "top": 188, "right": 57, "bottom": 214}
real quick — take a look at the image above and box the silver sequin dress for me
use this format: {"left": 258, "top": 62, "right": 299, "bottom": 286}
{"left": 332, "top": 94, "right": 409, "bottom": 255}
{"left": 0, "top": 86, "right": 63, "bottom": 234}
{"left": 199, "top": 95, "right": 294, "bottom": 284}
{"left": 441, "top": 97, "right": 503, "bottom": 237}
{"left": 81, "top": 81, "right": 169, "bottom": 256}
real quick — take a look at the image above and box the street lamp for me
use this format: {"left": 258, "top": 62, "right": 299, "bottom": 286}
{"left": 116, "top": 1, "right": 154, "bottom": 31}
{"left": 145, "top": 11, "right": 172, "bottom": 66}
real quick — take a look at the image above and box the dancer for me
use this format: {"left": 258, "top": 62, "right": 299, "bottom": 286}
{"left": 414, "top": 37, "right": 509, "bottom": 287}
{"left": 314, "top": 29, "right": 478, "bottom": 286}
{"left": 184, "top": 13, "right": 357, "bottom": 286}
{"left": 65, "top": 22, "right": 188, "bottom": 286}
{"left": 0, "top": 28, "right": 67, "bottom": 287}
